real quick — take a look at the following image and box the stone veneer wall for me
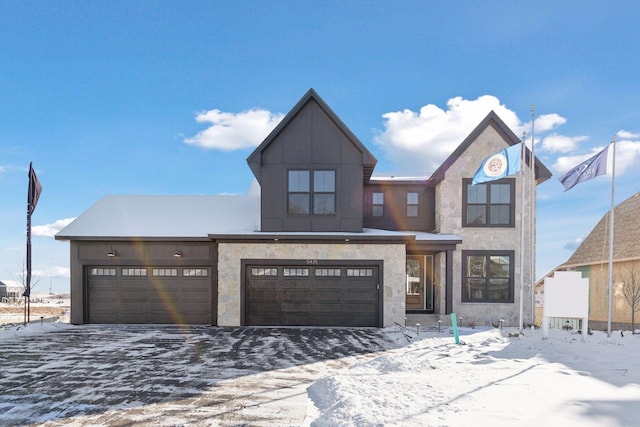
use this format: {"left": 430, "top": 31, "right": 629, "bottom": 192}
{"left": 217, "top": 242, "right": 406, "bottom": 327}
{"left": 435, "top": 125, "right": 535, "bottom": 326}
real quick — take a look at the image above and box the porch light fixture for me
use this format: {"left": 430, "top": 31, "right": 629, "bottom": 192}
{"left": 107, "top": 248, "right": 117, "bottom": 257}
{"left": 173, "top": 250, "right": 183, "bottom": 258}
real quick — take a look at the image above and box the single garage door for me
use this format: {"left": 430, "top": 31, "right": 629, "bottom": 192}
{"left": 245, "top": 264, "right": 381, "bottom": 327}
{"left": 87, "top": 266, "right": 212, "bottom": 324}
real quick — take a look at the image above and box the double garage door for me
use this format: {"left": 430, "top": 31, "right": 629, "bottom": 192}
{"left": 245, "top": 263, "right": 381, "bottom": 327}
{"left": 87, "top": 266, "right": 212, "bottom": 324}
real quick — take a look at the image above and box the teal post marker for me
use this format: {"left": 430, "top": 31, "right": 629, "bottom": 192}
{"left": 451, "top": 312, "right": 460, "bottom": 344}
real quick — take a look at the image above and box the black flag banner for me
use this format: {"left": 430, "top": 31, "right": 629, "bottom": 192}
{"left": 28, "top": 162, "right": 42, "bottom": 215}
{"left": 24, "top": 162, "right": 42, "bottom": 303}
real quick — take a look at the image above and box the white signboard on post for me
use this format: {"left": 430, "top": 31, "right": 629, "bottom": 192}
{"left": 543, "top": 271, "right": 589, "bottom": 340}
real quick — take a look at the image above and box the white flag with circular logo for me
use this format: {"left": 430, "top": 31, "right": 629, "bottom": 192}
{"left": 472, "top": 143, "right": 522, "bottom": 185}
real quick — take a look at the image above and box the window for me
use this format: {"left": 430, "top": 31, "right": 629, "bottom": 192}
{"left": 315, "top": 268, "right": 341, "bottom": 277}
{"left": 251, "top": 267, "right": 277, "bottom": 276}
{"left": 122, "top": 268, "right": 147, "bottom": 277}
{"left": 288, "top": 170, "right": 310, "bottom": 214}
{"left": 283, "top": 268, "right": 309, "bottom": 277}
{"left": 406, "top": 192, "right": 418, "bottom": 217}
{"left": 90, "top": 268, "right": 116, "bottom": 276}
{"left": 152, "top": 268, "right": 178, "bottom": 277}
{"left": 372, "top": 192, "right": 384, "bottom": 217}
{"left": 463, "top": 178, "right": 515, "bottom": 227}
{"left": 346, "top": 268, "right": 373, "bottom": 277}
{"left": 288, "top": 170, "right": 335, "bottom": 215}
{"left": 462, "top": 251, "right": 514, "bottom": 303}
{"left": 183, "top": 268, "right": 208, "bottom": 277}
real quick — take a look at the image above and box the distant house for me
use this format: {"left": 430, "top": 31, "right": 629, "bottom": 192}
{"left": 56, "top": 89, "right": 551, "bottom": 327}
{"left": 0, "top": 280, "right": 22, "bottom": 302}
{"left": 549, "top": 191, "right": 640, "bottom": 330}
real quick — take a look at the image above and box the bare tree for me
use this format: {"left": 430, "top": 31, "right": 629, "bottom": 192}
{"left": 12, "top": 259, "right": 41, "bottom": 297}
{"left": 617, "top": 264, "right": 640, "bottom": 333}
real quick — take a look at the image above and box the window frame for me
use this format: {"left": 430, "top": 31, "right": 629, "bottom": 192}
{"left": 369, "top": 192, "right": 385, "bottom": 217}
{"left": 287, "top": 169, "right": 336, "bottom": 215}
{"left": 406, "top": 192, "right": 419, "bottom": 217}
{"left": 462, "top": 178, "right": 515, "bottom": 227}
{"left": 461, "top": 250, "right": 515, "bottom": 303}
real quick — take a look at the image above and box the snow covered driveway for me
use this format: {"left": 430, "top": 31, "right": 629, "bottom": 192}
{"left": 0, "top": 324, "right": 394, "bottom": 426}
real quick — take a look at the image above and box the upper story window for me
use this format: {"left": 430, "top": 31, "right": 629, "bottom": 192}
{"left": 463, "top": 178, "right": 515, "bottom": 227}
{"left": 462, "top": 250, "right": 514, "bottom": 303}
{"left": 406, "top": 192, "right": 418, "bottom": 217}
{"left": 372, "top": 192, "right": 384, "bottom": 217}
{"left": 288, "top": 170, "right": 335, "bottom": 215}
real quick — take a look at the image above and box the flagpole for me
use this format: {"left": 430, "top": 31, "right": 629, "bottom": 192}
{"left": 530, "top": 105, "right": 536, "bottom": 328}
{"left": 26, "top": 205, "right": 32, "bottom": 325}
{"left": 519, "top": 133, "right": 526, "bottom": 332}
{"left": 607, "top": 136, "right": 617, "bottom": 338}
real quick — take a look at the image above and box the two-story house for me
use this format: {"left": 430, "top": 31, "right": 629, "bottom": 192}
{"left": 56, "top": 89, "right": 551, "bottom": 327}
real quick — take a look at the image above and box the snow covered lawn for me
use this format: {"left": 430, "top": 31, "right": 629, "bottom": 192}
{"left": 1, "top": 323, "right": 639, "bottom": 426}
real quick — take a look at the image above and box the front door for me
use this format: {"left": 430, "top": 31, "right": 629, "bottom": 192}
{"left": 406, "top": 255, "right": 434, "bottom": 311}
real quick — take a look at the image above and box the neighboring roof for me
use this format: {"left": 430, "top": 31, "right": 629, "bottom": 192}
{"left": 55, "top": 195, "right": 261, "bottom": 240}
{"left": 246, "top": 88, "right": 377, "bottom": 184}
{"left": 0, "top": 280, "right": 21, "bottom": 289}
{"left": 429, "top": 110, "right": 552, "bottom": 184}
{"left": 562, "top": 191, "right": 640, "bottom": 267}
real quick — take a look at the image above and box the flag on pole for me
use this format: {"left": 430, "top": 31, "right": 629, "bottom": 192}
{"left": 28, "top": 162, "right": 42, "bottom": 215}
{"left": 558, "top": 145, "right": 610, "bottom": 191}
{"left": 472, "top": 143, "right": 522, "bottom": 185}
{"left": 25, "top": 162, "right": 42, "bottom": 300}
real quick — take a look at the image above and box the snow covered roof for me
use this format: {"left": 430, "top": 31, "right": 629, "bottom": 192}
{"left": 55, "top": 193, "right": 461, "bottom": 245}
{"left": 369, "top": 175, "right": 431, "bottom": 182}
{"left": 55, "top": 194, "right": 261, "bottom": 240}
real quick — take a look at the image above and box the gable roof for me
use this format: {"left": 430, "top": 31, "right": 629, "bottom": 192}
{"left": 246, "top": 88, "right": 377, "bottom": 184}
{"left": 562, "top": 191, "right": 640, "bottom": 267}
{"left": 429, "top": 110, "right": 552, "bottom": 184}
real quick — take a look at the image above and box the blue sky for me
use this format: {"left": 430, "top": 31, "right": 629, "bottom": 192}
{"left": 2, "top": 1, "right": 639, "bottom": 294}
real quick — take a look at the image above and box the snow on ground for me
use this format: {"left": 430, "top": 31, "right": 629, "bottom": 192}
{"left": 309, "top": 327, "right": 640, "bottom": 427}
{"left": 1, "top": 322, "right": 639, "bottom": 426}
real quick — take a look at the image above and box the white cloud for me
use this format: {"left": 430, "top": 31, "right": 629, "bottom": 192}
{"left": 553, "top": 140, "right": 640, "bottom": 175}
{"left": 540, "top": 134, "right": 588, "bottom": 153}
{"left": 617, "top": 130, "right": 640, "bottom": 139}
{"left": 33, "top": 266, "right": 70, "bottom": 278}
{"left": 184, "top": 108, "right": 284, "bottom": 151}
{"left": 374, "top": 95, "right": 521, "bottom": 173}
{"left": 563, "top": 238, "right": 583, "bottom": 251}
{"left": 32, "top": 218, "right": 76, "bottom": 237}
{"left": 531, "top": 113, "right": 567, "bottom": 133}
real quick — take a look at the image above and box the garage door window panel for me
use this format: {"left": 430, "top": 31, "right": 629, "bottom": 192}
{"left": 122, "top": 268, "right": 147, "bottom": 277}
{"left": 183, "top": 268, "right": 208, "bottom": 277}
{"left": 315, "top": 268, "right": 341, "bottom": 277}
{"left": 152, "top": 268, "right": 178, "bottom": 277}
{"left": 283, "top": 268, "right": 309, "bottom": 277}
{"left": 91, "top": 268, "right": 116, "bottom": 276}
{"left": 346, "top": 268, "right": 373, "bottom": 277}
{"left": 251, "top": 267, "right": 277, "bottom": 277}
